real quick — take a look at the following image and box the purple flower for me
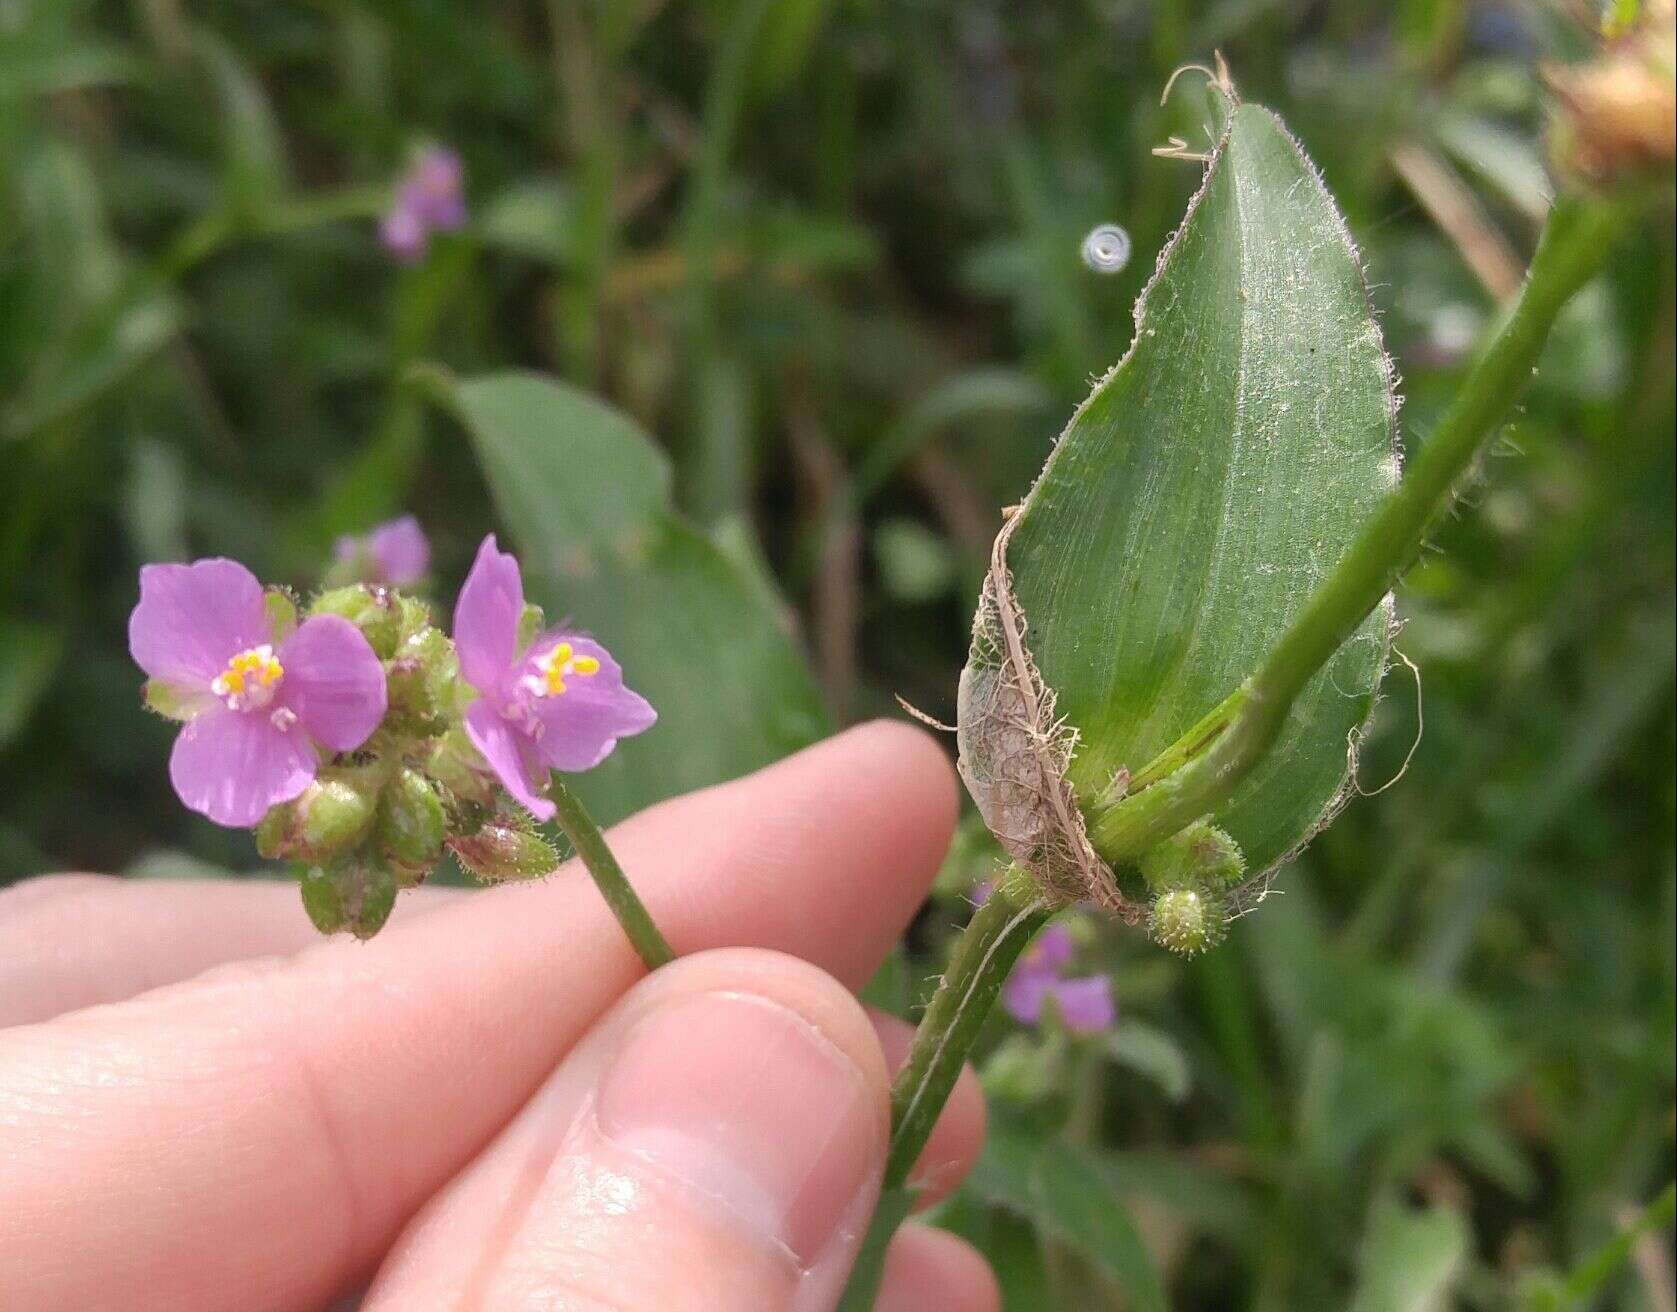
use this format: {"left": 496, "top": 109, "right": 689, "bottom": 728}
{"left": 130, "top": 559, "right": 387, "bottom": 828}
{"left": 453, "top": 536, "right": 656, "bottom": 821}
{"left": 1001, "top": 922, "right": 1115, "bottom": 1034}
{"left": 334, "top": 515, "right": 431, "bottom": 587}
{"left": 380, "top": 147, "right": 466, "bottom": 263}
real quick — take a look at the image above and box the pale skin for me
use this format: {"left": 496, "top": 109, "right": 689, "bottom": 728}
{"left": 0, "top": 722, "right": 998, "bottom": 1312}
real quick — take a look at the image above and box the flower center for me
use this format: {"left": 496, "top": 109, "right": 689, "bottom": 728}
{"left": 523, "top": 641, "right": 600, "bottom": 699}
{"left": 212, "top": 644, "right": 284, "bottom": 711}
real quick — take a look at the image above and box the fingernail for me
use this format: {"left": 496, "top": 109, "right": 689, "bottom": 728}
{"left": 596, "top": 991, "right": 881, "bottom": 1266}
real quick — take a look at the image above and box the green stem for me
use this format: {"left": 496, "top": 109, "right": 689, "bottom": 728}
{"left": 547, "top": 776, "right": 674, "bottom": 970}
{"left": 839, "top": 873, "right": 1051, "bottom": 1310}
{"left": 1089, "top": 193, "right": 1635, "bottom": 864}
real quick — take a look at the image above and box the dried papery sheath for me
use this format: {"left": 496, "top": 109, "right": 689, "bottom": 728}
{"left": 955, "top": 84, "right": 1398, "bottom": 920}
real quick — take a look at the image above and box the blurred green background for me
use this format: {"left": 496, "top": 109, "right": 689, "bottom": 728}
{"left": 1, "top": 1, "right": 1672, "bottom": 1307}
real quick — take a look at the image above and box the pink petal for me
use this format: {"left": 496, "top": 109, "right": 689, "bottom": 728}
{"left": 169, "top": 708, "right": 316, "bottom": 827}
{"left": 1001, "top": 969, "right": 1053, "bottom": 1026}
{"left": 1019, "top": 921, "right": 1076, "bottom": 973}
{"left": 277, "top": 616, "right": 387, "bottom": 751}
{"left": 130, "top": 559, "right": 269, "bottom": 685}
{"left": 1048, "top": 976, "right": 1116, "bottom": 1033}
{"left": 367, "top": 516, "right": 430, "bottom": 586}
{"left": 380, "top": 206, "right": 426, "bottom": 262}
{"left": 453, "top": 535, "right": 524, "bottom": 696}
{"left": 523, "top": 633, "right": 657, "bottom": 773}
{"left": 464, "top": 701, "right": 554, "bottom": 821}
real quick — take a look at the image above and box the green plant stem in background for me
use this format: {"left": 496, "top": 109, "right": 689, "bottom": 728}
{"left": 1088, "top": 192, "right": 1638, "bottom": 865}
{"left": 840, "top": 876, "right": 1052, "bottom": 1310}
{"left": 547, "top": 776, "right": 674, "bottom": 970}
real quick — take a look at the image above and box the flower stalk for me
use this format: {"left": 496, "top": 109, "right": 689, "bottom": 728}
{"left": 839, "top": 872, "right": 1051, "bottom": 1310}
{"left": 547, "top": 776, "right": 675, "bottom": 970}
{"left": 1087, "top": 191, "right": 1638, "bottom": 866}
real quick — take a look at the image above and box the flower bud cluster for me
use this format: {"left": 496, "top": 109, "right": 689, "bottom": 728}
{"left": 1137, "top": 819, "right": 1245, "bottom": 955}
{"left": 130, "top": 522, "right": 656, "bottom": 938}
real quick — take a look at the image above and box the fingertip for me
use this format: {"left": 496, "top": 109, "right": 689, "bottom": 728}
{"left": 875, "top": 1223, "right": 1001, "bottom": 1312}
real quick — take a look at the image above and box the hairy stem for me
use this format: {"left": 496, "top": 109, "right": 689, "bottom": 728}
{"left": 548, "top": 777, "right": 674, "bottom": 970}
{"left": 1089, "top": 192, "right": 1636, "bottom": 863}
{"left": 839, "top": 874, "right": 1051, "bottom": 1309}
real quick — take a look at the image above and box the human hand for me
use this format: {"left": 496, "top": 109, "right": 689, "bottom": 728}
{"left": 0, "top": 722, "right": 996, "bottom": 1312}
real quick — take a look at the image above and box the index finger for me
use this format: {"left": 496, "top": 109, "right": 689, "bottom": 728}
{"left": 0, "top": 721, "right": 957, "bottom": 1312}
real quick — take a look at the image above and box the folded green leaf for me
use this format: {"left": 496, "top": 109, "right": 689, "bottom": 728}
{"left": 968, "top": 96, "right": 1397, "bottom": 882}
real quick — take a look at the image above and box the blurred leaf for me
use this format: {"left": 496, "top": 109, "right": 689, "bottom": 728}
{"left": 0, "top": 619, "right": 62, "bottom": 750}
{"left": 441, "top": 371, "right": 828, "bottom": 824}
{"left": 748, "top": 0, "right": 833, "bottom": 95}
{"left": 1102, "top": 1020, "right": 1192, "bottom": 1102}
{"left": 972, "top": 1117, "right": 1168, "bottom": 1312}
{"left": 852, "top": 368, "right": 1049, "bottom": 506}
{"left": 875, "top": 518, "right": 957, "bottom": 602}
{"left": 1348, "top": 1197, "right": 1468, "bottom": 1312}
{"left": 124, "top": 437, "right": 189, "bottom": 563}
{"left": 190, "top": 29, "right": 288, "bottom": 216}
{"left": 477, "top": 178, "right": 579, "bottom": 267}
{"left": 992, "top": 101, "right": 1397, "bottom": 872}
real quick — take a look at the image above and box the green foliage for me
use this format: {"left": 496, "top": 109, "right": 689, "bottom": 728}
{"left": 439, "top": 371, "right": 830, "bottom": 824}
{"left": 994, "top": 99, "right": 1397, "bottom": 877}
{"left": 0, "top": 1, "right": 1671, "bottom": 1306}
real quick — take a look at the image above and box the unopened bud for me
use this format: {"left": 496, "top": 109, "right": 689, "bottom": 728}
{"left": 1149, "top": 887, "right": 1226, "bottom": 956}
{"left": 311, "top": 584, "right": 403, "bottom": 657}
{"left": 1137, "top": 820, "right": 1245, "bottom": 892}
{"left": 384, "top": 625, "right": 462, "bottom": 730}
{"left": 299, "top": 858, "right": 397, "bottom": 939}
{"left": 449, "top": 823, "right": 559, "bottom": 882}
{"left": 378, "top": 768, "right": 446, "bottom": 884}
{"left": 518, "top": 602, "right": 546, "bottom": 650}
{"left": 426, "top": 726, "right": 497, "bottom": 806}
{"left": 257, "top": 774, "right": 378, "bottom": 861}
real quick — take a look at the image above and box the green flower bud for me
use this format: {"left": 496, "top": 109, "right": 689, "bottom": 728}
{"left": 449, "top": 823, "right": 559, "bottom": 882}
{"left": 264, "top": 588, "right": 298, "bottom": 644}
{"left": 1137, "top": 819, "right": 1245, "bottom": 892}
{"left": 299, "top": 858, "right": 397, "bottom": 939}
{"left": 1148, "top": 887, "right": 1226, "bottom": 956}
{"left": 979, "top": 1032, "right": 1062, "bottom": 1105}
{"left": 310, "top": 584, "right": 403, "bottom": 658}
{"left": 256, "top": 774, "right": 378, "bottom": 862}
{"left": 378, "top": 768, "right": 446, "bottom": 884}
{"left": 517, "top": 602, "right": 546, "bottom": 650}
{"left": 426, "top": 726, "right": 496, "bottom": 806}
{"left": 384, "top": 625, "right": 462, "bottom": 731}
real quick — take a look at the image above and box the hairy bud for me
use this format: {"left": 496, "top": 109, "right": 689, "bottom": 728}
{"left": 1148, "top": 887, "right": 1226, "bottom": 956}
{"left": 1137, "top": 819, "right": 1245, "bottom": 892}
{"left": 449, "top": 823, "right": 559, "bottom": 882}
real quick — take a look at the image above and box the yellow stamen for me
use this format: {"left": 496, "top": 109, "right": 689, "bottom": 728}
{"left": 212, "top": 644, "right": 284, "bottom": 709}
{"left": 529, "top": 641, "right": 600, "bottom": 698}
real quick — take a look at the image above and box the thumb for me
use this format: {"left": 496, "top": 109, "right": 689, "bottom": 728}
{"left": 365, "top": 948, "right": 892, "bottom": 1312}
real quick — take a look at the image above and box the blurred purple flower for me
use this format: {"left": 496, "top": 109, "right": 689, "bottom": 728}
{"left": 1001, "top": 922, "right": 1115, "bottom": 1033}
{"left": 130, "top": 559, "right": 387, "bottom": 827}
{"left": 453, "top": 535, "right": 656, "bottom": 820}
{"left": 380, "top": 147, "right": 466, "bottom": 262}
{"left": 334, "top": 515, "right": 431, "bottom": 587}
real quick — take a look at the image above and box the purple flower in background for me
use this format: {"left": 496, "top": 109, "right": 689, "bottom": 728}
{"left": 453, "top": 536, "right": 656, "bottom": 820}
{"left": 380, "top": 147, "right": 466, "bottom": 262}
{"left": 1001, "top": 922, "right": 1115, "bottom": 1033}
{"left": 334, "top": 515, "right": 431, "bottom": 587}
{"left": 130, "top": 560, "right": 387, "bottom": 827}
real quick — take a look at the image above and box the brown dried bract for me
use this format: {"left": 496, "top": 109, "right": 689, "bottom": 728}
{"left": 955, "top": 515, "right": 1146, "bottom": 923}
